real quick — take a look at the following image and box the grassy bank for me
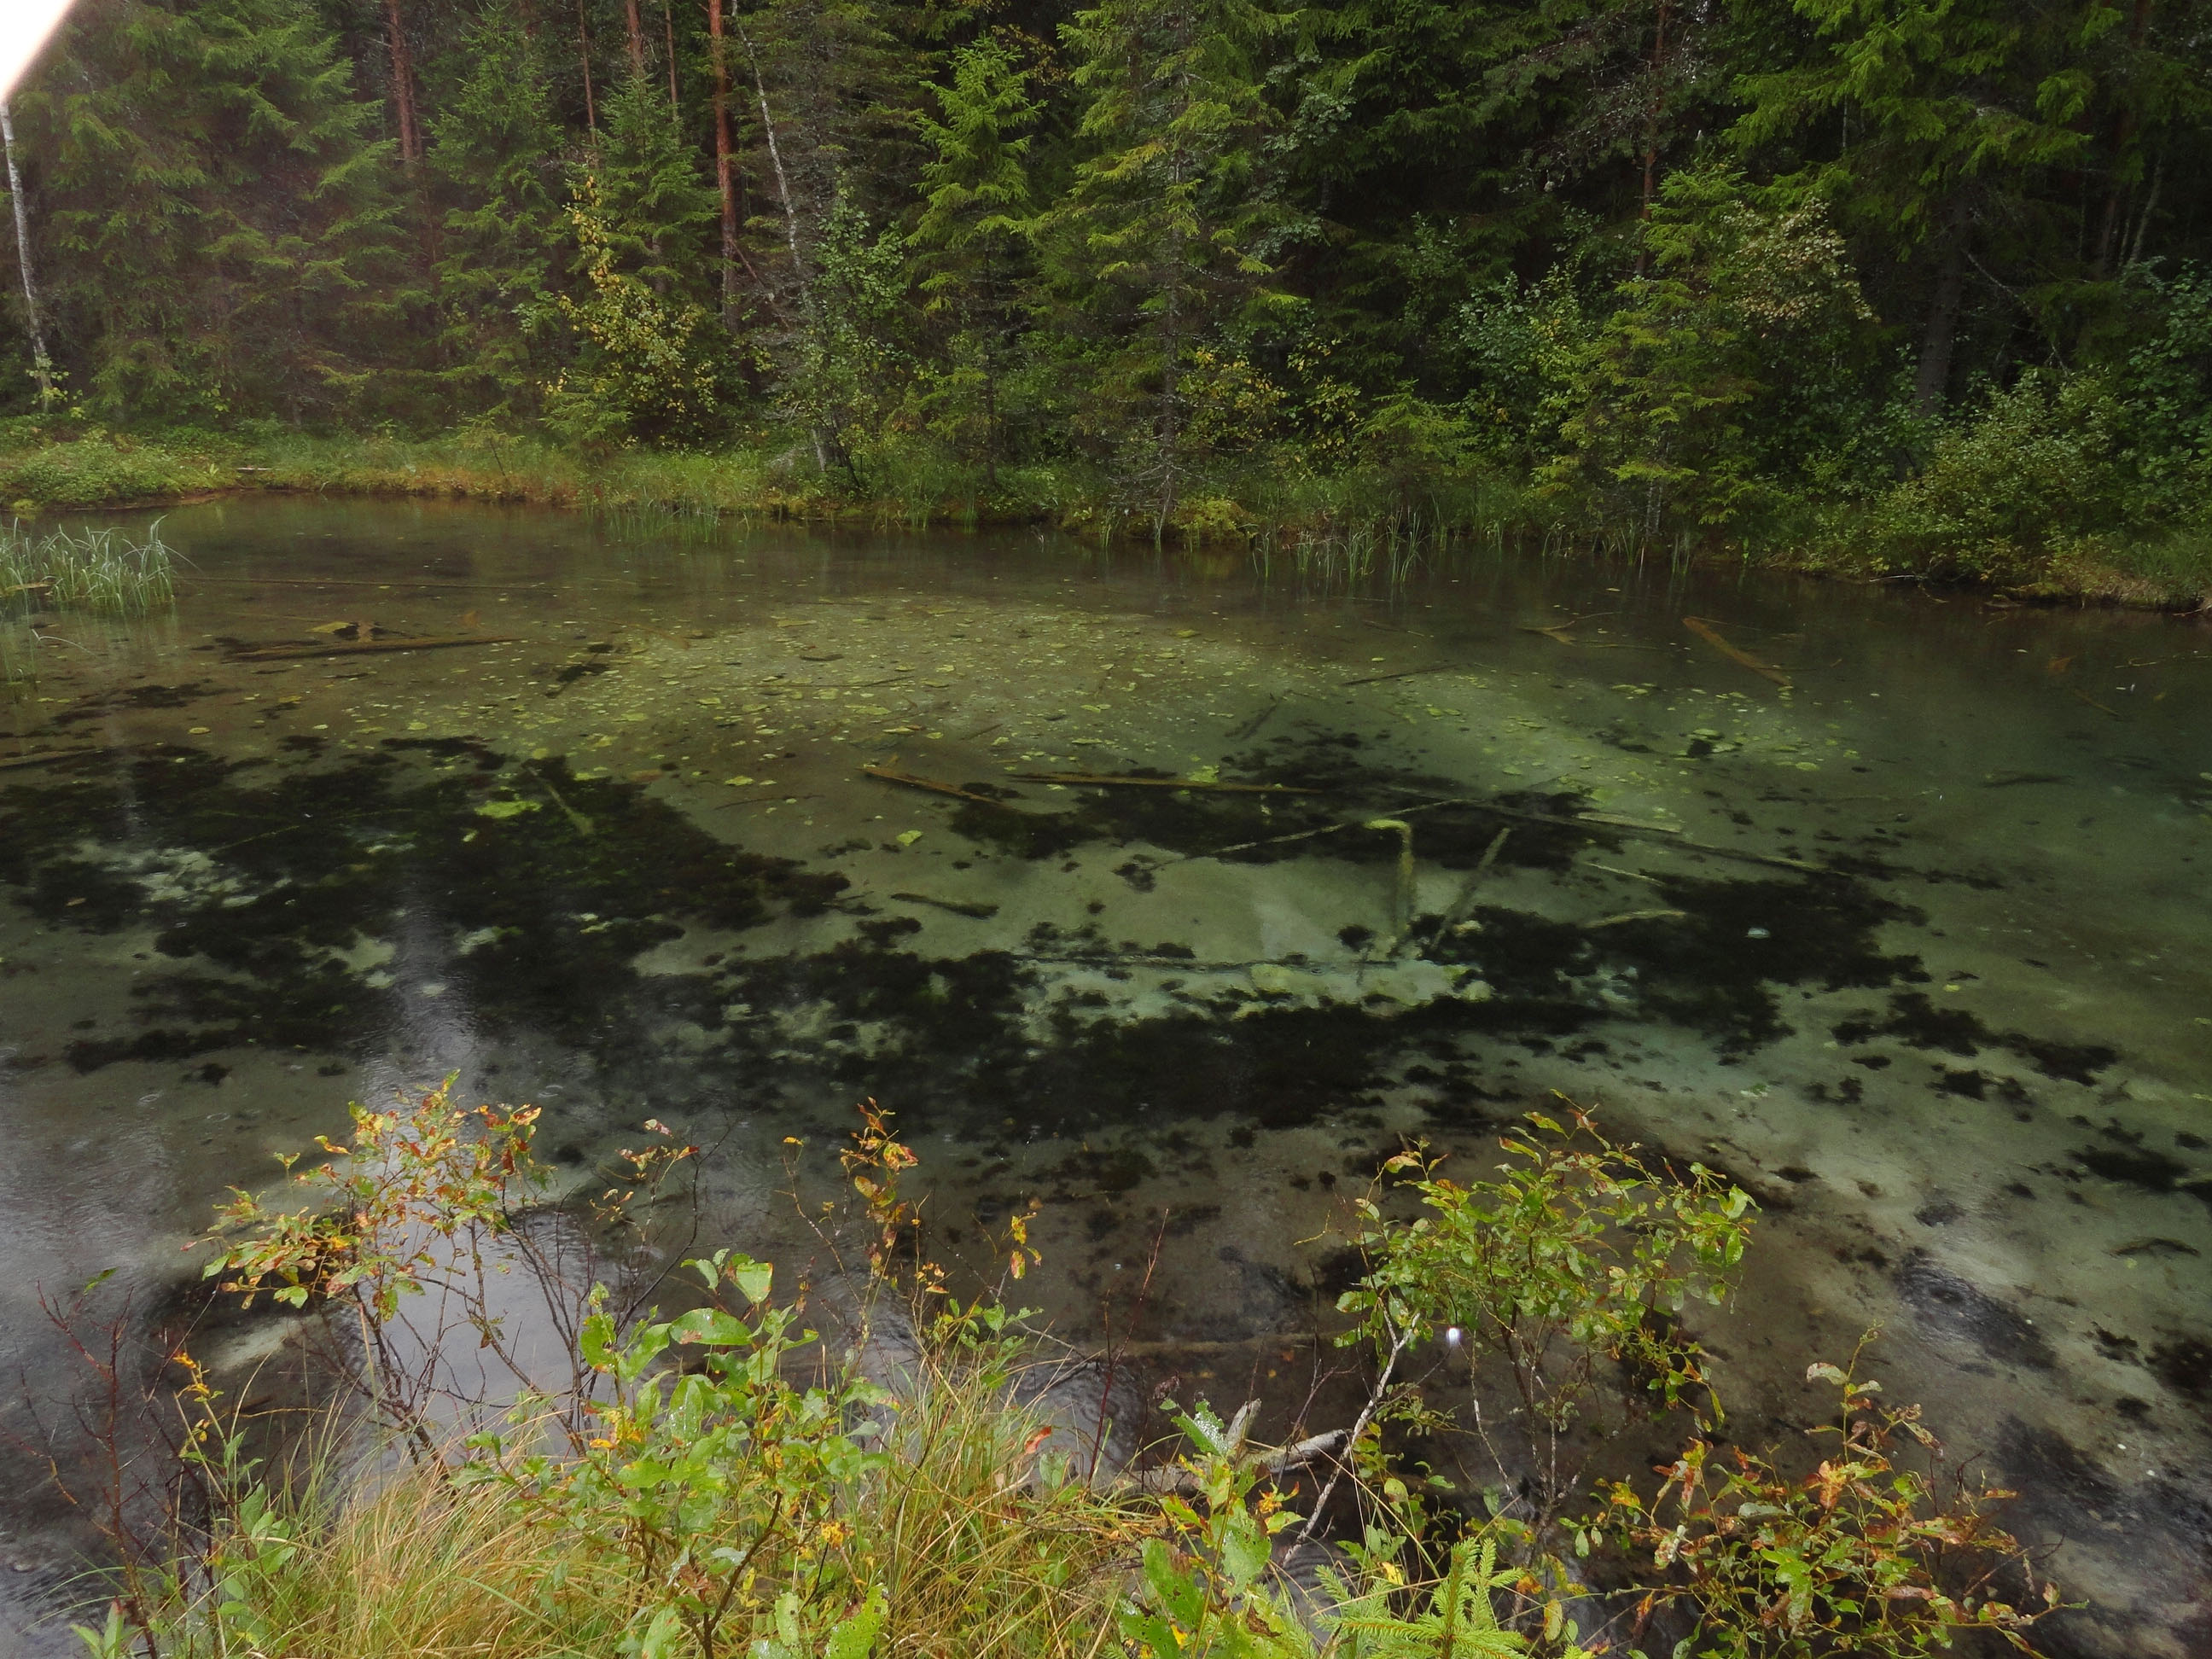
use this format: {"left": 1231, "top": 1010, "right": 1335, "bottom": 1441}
{"left": 3, "top": 421, "right": 2207, "bottom": 609}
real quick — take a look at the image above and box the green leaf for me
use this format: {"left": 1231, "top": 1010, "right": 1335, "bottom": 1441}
{"left": 1142, "top": 1539, "right": 1205, "bottom": 1627}
{"left": 666, "top": 1307, "right": 751, "bottom": 1347}
{"left": 1222, "top": 1510, "right": 1271, "bottom": 1589}
{"left": 725, "top": 1254, "right": 773, "bottom": 1306}
{"left": 825, "top": 1586, "right": 888, "bottom": 1659}
{"left": 635, "top": 1605, "right": 688, "bottom": 1659}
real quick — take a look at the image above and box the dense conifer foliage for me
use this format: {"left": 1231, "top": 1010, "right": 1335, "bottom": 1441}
{"left": 2, "top": 0, "right": 2208, "bottom": 565}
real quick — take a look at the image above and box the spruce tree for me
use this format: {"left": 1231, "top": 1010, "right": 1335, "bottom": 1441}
{"left": 427, "top": 0, "right": 568, "bottom": 417}
{"left": 1730, "top": 0, "right": 2098, "bottom": 411}
{"left": 1051, "top": 0, "right": 1285, "bottom": 534}
{"left": 912, "top": 40, "right": 1037, "bottom": 486}
{"left": 592, "top": 64, "right": 719, "bottom": 303}
{"left": 15, "top": 0, "right": 405, "bottom": 423}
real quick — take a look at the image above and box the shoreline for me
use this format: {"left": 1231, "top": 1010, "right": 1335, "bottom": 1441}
{"left": 4, "top": 428, "right": 2208, "bottom": 614}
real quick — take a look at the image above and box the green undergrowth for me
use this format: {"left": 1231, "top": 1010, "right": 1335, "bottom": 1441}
{"left": 0, "top": 417, "right": 2204, "bottom": 609}
{"left": 58, "top": 1090, "right": 2064, "bottom": 1659}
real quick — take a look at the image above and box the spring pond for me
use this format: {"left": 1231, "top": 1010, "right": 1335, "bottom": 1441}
{"left": 1, "top": 497, "right": 2208, "bottom": 1654}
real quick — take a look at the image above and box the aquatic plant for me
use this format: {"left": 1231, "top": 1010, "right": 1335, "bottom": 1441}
{"left": 0, "top": 517, "right": 178, "bottom": 614}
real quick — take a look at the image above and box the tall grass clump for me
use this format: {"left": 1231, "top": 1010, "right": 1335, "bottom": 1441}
{"left": 0, "top": 518, "right": 178, "bottom": 614}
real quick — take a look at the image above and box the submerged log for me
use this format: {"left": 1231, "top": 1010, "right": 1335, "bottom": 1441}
{"left": 889, "top": 890, "right": 999, "bottom": 918}
{"left": 1683, "top": 615, "right": 1792, "bottom": 687}
{"left": 224, "top": 634, "right": 521, "bottom": 662}
{"left": 1011, "top": 771, "right": 1321, "bottom": 794}
{"left": 860, "top": 761, "right": 1011, "bottom": 807}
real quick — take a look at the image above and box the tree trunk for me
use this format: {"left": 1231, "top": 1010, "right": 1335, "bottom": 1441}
{"left": 707, "top": 0, "right": 740, "bottom": 332}
{"left": 663, "top": 1, "right": 680, "bottom": 110}
{"left": 2126, "top": 150, "right": 2162, "bottom": 269}
{"left": 383, "top": 0, "right": 422, "bottom": 166}
{"left": 625, "top": 0, "right": 649, "bottom": 79}
{"left": 2091, "top": 0, "right": 2155, "bottom": 278}
{"left": 1913, "top": 196, "right": 1970, "bottom": 416}
{"left": 736, "top": 23, "right": 828, "bottom": 473}
{"left": 575, "top": 0, "right": 597, "bottom": 131}
{"left": 1156, "top": 238, "right": 1182, "bottom": 544}
{"left": 0, "top": 96, "right": 55, "bottom": 407}
{"left": 1634, "top": 0, "right": 1673, "bottom": 276}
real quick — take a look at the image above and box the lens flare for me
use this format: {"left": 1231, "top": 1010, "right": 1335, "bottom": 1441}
{"left": 0, "top": 0, "right": 75, "bottom": 102}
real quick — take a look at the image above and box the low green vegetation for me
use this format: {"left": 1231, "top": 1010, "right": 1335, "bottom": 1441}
{"left": 0, "top": 514, "right": 179, "bottom": 687}
{"left": 1, "top": 0, "right": 2209, "bottom": 603}
{"left": 63, "top": 1087, "right": 2061, "bottom": 1657}
{"left": 0, "top": 517, "right": 177, "bottom": 614}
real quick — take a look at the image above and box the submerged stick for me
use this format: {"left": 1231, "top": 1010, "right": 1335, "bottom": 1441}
{"left": 189, "top": 576, "right": 545, "bottom": 591}
{"left": 1185, "top": 796, "right": 1474, "bottom": 862}
{"left": 1456, "top": 800, "right": 1824, "bottom": 872}
{"left": 1225, "top": 700, "right": 1281, "bottom": 738}
{"left": 0, "top": 748, "right": 96, "bottom": 772}
{"left": 224, "top": 634, "right": 521, "bottom": 662}
{"left": 889, "top": 890, "right": 999, "bottom": 919}
{"left": 1683, "top": 616, "right": 1791, "bottom": 688}
{"left": 1341, "top": 664, "right": 1454, "bottom": 686}
{"left": 861, "top": 761, "right": 1011, "bottom": 807}
{"left": 1011, "top": 771, "right": 1320, "bottom": 795}
{"left": 1427, "top": 827, "right": 1510, "bottom": 950}
{"left": 1585, "top": 907, "right": 1690, "bottom": 928}
{"left": 539, "top": 778, "right": 594, "bottom": 837}
{"left": 1365, "top": 818, "right": 1417, "bottom": 948}
{"left": 1575, "top": 811, "right": 1684, "bottom": 834}
{"left": 1585, "top": 860, "right": 1666, "bottom": 886}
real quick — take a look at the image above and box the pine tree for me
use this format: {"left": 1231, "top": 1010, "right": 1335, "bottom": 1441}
{"left": 1051, "top": 0, "right": 1286, "bottom": 535}
{"left": 912, "top": 40, "right": 1037, "bottom": 486}
{"left": 427, "top": 0, "right": 568, "bottom": 417}
{"left": 15, "top": 0, "right": 406, "bottom": 423}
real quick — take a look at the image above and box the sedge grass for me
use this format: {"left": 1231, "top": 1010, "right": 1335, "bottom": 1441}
{"left": 143, "top": 1337, "right": 1143, "bottom": 1659}
{"left": 0, "top": 519, "right": 178, "bottom": 614}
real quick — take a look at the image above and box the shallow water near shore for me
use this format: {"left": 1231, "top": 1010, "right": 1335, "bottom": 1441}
{"left": 2, "top": 497, "right": 2208, "bottom": 1653}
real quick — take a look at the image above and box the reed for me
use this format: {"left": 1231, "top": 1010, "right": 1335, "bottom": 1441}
{"left": 0, "top": 518, "right": 178, "bottom": 614}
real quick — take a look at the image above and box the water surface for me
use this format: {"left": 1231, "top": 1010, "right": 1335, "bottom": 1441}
{"left": 2, "top": 498, "right": 2208, "bottom": 1654}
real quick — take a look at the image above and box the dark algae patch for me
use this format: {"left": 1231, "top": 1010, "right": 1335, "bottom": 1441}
{"left": 1895, "top": 1250, "right": 2057, "bottom": 1371}
{"left": 1831, "top": 990, "right": 2118, "bottom": 1082}
{"left": 0, "top": 731, "right": 2073, "bottom": 1143}
{"left": 683, "top": 867, "right": 1944, "bottom": 1132}
{"left": 0, "top": 746, "right": 846, "bottom": 1070}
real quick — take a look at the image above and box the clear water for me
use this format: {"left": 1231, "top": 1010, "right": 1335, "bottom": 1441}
{"left": 2, "top": 498, "right": 2207, "bottom": 1653}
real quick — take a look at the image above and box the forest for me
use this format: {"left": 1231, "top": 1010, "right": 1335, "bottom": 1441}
{"left": 2, "top": 0, "right": 2210, "bottom": 593}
